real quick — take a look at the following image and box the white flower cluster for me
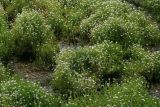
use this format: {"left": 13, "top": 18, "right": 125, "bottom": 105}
{"left": 0, "top": 78, "right": 61, "bottom": 107}
{"left": 80, "top": 0, "right": 160, "bottom": 47}
{"left": 65, "top": 76, "right": 160, "bottom": 107}
{"left": 127, "top": 0, "right": 160, "bottom": 22}
{"left": 11, "top": 9, "right": 59, "bottom": 67}
{"left": 80, "top": 0, "right": 133, "bottom": 36}
{"left": 52, "top": 41, "right": 123, "bottom": 97}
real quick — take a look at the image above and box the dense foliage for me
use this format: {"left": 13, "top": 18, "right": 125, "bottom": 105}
{"left": 0, "top": 13, "right": 13, "bottom": 60}
{"left": 91, "top": 12, "right": 160, "bottom": 47}
{"left": 64, "top": 76, "right": 160, "bottom": 107}
{"left": 52, "top": 41, "right": 123, "bottom": 97}
{"left": 0, "top": 0, "right": 160, "bottom": 106}
{"left": 0, "top": 78, "right": 61, "bottom": 107}
{"left": 11, "top": 10, "right": 59, "bottom": 67}
{"left": 12, "top": 10, "right": 51, "bottom": 56}
{"left": 0, "top": 63, "right": 10, "bottom": 83}
{"left": 126, "top": 0, "right": 160, "bottom": 23}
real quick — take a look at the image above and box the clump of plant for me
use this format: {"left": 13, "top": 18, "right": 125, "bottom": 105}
{"left": 52, "top": 70, "right": 97, "bottom": 99}
{"left": 52, "top": 41, "right": 123, "bottom": 98}
{"left": 0, "top": 63, "right": 10, "bottom": 83}
{"left": 123, "top": 44, "right": 154, "bottom": 75}
{"left": 64, "top": 76, "right": 160, "bottom": 107}
{"left": 1, "top": 0, "right": 31, "bottom": 21}
{"left": 11, "top": 9, "right": 60, "bottom": 69}
{"left": 52, "top": 48, "right": 97, "bottom": 98}
{"left": 35, "top": 42, "right": 59, "bottom": 69}
{"left": 143, "top": 0, "right": 160, "bottom": 23}
{"left": 127, "top": 0, "right": 160, "bottom": 24}
{"left": 31, "top": 0, "right": 65, "bottom": 38}
{"left": 150, "top": 51, "right": 160, "bottom": 82}
{"left": 11, "top": 10, "right": 57, "bottom": 60}
{"left": 91, "top": 11, "right": 160, "bottom": 47}
{"left": 60, "top": 0, "right": 98, "bottom": 42}
{"left": 80, "top": 0, "right": 133, "bottom": 36}
{"left": 123, "top": 44, "right": 160, "bottom": 81}
{"left": 57, "top": 41, "right": 123, "bottom": 75}
{"left": 0, "top": 13, "right": 13, "bottom": 61}
{"left": 0, "top": 78, "right": 61, "bottom": 107}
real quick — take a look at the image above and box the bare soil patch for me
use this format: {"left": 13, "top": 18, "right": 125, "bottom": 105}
{"left": 8, "top": 58, "right": 53, "bottom": 92}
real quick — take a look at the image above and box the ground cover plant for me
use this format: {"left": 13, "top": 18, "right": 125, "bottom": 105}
{"left": 63, "top": 76, "right": 160, "bottom": 107}
{"left": 126, "top": 0, "right": 160, "bottom": 24}
{"left": 0, "top": 11, "right": 13, "bottom": 61}
{"left": 0, "top": 78, "right": 61, "bottom": 107}
{"left": 52, "top": 41, "right": 123, "bottom": 98}
{"left": 0, "top": 0, "right": 160, "bottom": 107}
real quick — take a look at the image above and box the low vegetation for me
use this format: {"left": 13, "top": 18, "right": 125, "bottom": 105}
{"left": 0, "top": 0, "right": 160, "bottom": 107}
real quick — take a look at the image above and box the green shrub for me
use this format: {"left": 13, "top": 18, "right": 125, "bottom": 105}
{"left": 52, "top": 48, "right": 97, "bottom": 98}
{"left": 143, "top": 0, "right": 160, "bottom": 23}
{"left": 52, "top": 70, "right": 97, "bottom": 99}
{"left": 80, "top": 0, "right": 133, "bottom": 36}
{"left": 127, "top": 0, "right": 160, "bottom": 23}
{"left": 31, "top": 0, "right": 65, "bottom": 38}
{"left": 1, "top": 0, "right": 31, "bottom": 20}
{"left": 0, "top": 63, "right": 10, "bottom": 83}
{"left": 123, "top": 44, "right": 154, "bottom": 75}
{"left": 35, "top": 42, "right": 59, "bottom": 69}
{"left": 52, "top": 41, "right": 123, "bottom": 97}
{"left": 91, "top": 17, "right": 137, "bottom": 47}
{"left": 126, "top": 11, "right": 160, "bottom": 46}
{"left": 151, "top": 51, "right": 160, "bottom": 81}
{"left": 123, "top": 45, "right": 160, "bottom": 82}
{"left": 58, "top": 0, "right": 98, "bottom": 42}
{"left": 0, "top": 79, "right": 61, "bottom": 107}
{"left": 0, "top": 14, "right": 13, "bottom": 60}
{"left": 123, "top": 45, "right": 160, "bottom": 81}
{"left": 91, "top": 11, "right": 160, "bottom": 47}
{"left": 11, "top": 10, "right": 54, "bottom": 58}
{"left": 64, "top": 76, "right": 160, "bottom": 107}
{"left": 57, "top": 41, "right": 123, "bottom": 77}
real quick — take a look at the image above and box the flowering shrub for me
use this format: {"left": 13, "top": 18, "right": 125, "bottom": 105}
{"left": 143, "top": 0, "right": 160, "bottom": 23}
{"left": 59, "top": 0, "right": 98, "bottom": 42}
{"left": 52, "top": 70, "right": 97, "bottom": 99}
{"left": 151, "top": 52, "right": 160, "bottom": 81}
{"left": 123, "top": 44, "right": 160, "bottom": 81}
{"left": 0, "top": 14, "right": 13, "bottom": 60}
{"left": 36, "top": 42, "right": 59, "bottom": 69}
{"left": 0, "top": 0, "right": 31, "bottom": 20}
{"left": 31, "top": 0, "right": 65, "bottom": 38}
{"left": 0, "top": 63, "right": 10, "bottom": 83}
{"left": 57, "top": 41, "right": 123, "bottom": 76}
{"left": 123, "top": 44, "right": 154, "bottom": 75}
{"left": 11, "top": 10, "right": 54, "bottom": 58}
{"left": 80, "top": 0, "right": 133, "bottom": 36}
{"left": 91, "top": 11, "right": 160, "bottom": 47}
{"left": 52, "top": 49, "right": 97, "bottom": 98}
{"left": 0, "top": 79, "right": 61, "bottom": 107}
{"left": 64, "top": 76, "right": 160, "bottom": 107}
{"left": 91, "top": 17, "right": 135, "bottom": 46}
{"left": 126, "top": 11, "right": 160, "bottom": 46}
{"left": 127, "top": 0, "right": 160, "bottom": 23}
{"left": 52, "top": 41, "right": 123, "bottom": 97}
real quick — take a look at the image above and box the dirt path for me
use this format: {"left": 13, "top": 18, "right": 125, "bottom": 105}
{"left": 8, "top": 58, "right": 53, "bottom": 92}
